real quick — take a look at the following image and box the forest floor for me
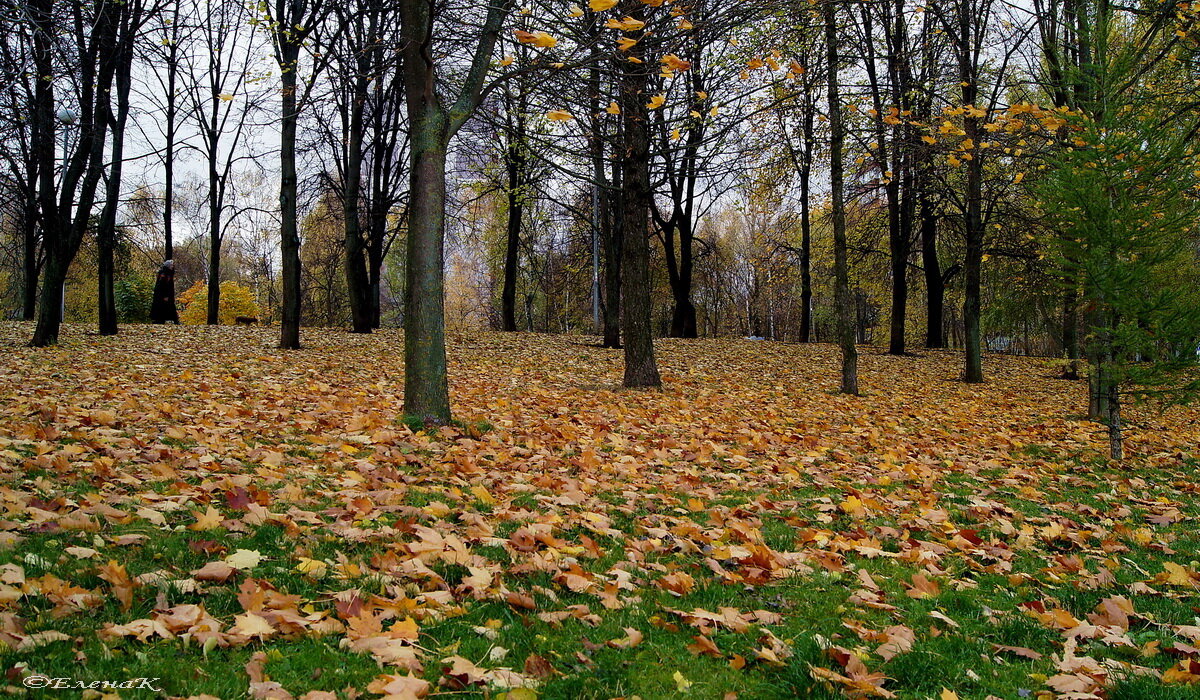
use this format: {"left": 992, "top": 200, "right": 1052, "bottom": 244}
{"left": 1, "top": 323, "right": 1199, "bottom": 700}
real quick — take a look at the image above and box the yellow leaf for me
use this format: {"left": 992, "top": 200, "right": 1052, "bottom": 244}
{"left": 230, "top": 612, "right": 275, "bottom": 640}
{"left": 546, "top": 110, "right": 574, "bottom": 122}
{"left": 661, "top": 54, "right": 692, "bottom": 72}
{"left": 514, "top": 30, "right": 557, "bottom": 49}
{"left": 225, "top": 549, "right": 263, "bottom": 570}
{"left": 606, "top": 17, "right": 645, "bottom": 31}
{"left": 190, "top": 505, "right": 223, "bottom": 531}
{"left": 295, "top": 557, "right": 328, "bottom": 576}
{"left": 606, "top": 101, "right": 621, "bottom": 115}
{"left": 589, "top": 0, "right": 618, "bottom": 10}
{"left": 673, "top": 670, "right": 692, "bottom": 691}
{"left": 647, "top": 94, "right": 665, "bottom": 110}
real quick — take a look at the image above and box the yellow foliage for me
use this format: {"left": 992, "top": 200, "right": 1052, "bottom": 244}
{"left": 178, "top": 280, "right": 261, "bottom": 325}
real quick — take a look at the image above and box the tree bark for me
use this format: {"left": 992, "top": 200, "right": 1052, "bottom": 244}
{"left": 602, "top": 168, "right": 622, "bottom": 349}
{"left": 826, "top": 0, "right": 858, "bottom": 395}
{"left": 1061, "top": 285, "right": 1079, "bottom": 379}
{"left": 798, "top": 105, "right": 814, "bottom": 343}
{"left": 403, "top": 114, "right": 451, "bottom": 422}
{"left": 21, "top": 206, "right": 39, "bottom": 321}
{"left": 500, "top": 136, "right": 523, "bottom": 332}
{"left": 957, "top": 2, "right": 985, "bottom": 383}
{"left": 344, "top": 77, "right": 373, "bottom": 333}
{"left": 206, "top": 144, "right": 222, "bottom": 324}
{"left": 920, "top": 196, "right": 945, "bottom": 348}
{"left": 618, "top": 2, "right": 660, "bottom": 388}
{"left": 278, "top": 36, "right": 302, "bottom": 348}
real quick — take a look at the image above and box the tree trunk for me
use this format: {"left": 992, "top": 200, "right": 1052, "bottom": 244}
{"left": 500, "top": 141, "right": 522, "bottom": 332}
{"left": 344, "top": 47, "right": 373, "bottom": 334}
{"left": 798, "top": 109, "right": 814, "bottom": 343}
{"left": 97, "top": 209, "right": 118, "bottom": 334}
{"left": 667, "top": 218, "right": 698, "bottom": 338}
{"left": 886, "top": 176, "right": 908, "bottom": 355}
{"left": 368, "top": 223, "right": 384, "bottom": 329}
{"left": 602, "top": 170, "right": 622, "bottom": 349}
{"left": 21, "top": 201, "right": 39, "bottom": 321}
{"left": 920, "top": 194, "right": 945, "bottom": 348}
{"left": 962, "top": 150, "right": 984, "bottom": 382}
{"left": 279, "top": 42, "right": 302, "bottom": 348}
{"left": 403, "top": 114, "right": 452, "bottom": 423}
{"left": 1106, "top": 378, "right": 1122, "bottom": 460}
{"left": 958, "top": 3, "right": 985, "bottom": 383}
{"left": 97, "top": 5, "right": 137, "bottom": 337}
{"left": 1061, "top": 285, "right": 1079, "bottom": 379}
{"left": 826, "top": 0, "right": 858, "bottom": 395}
{"left": 618, "top": 3, "right": 660, "bottom": 388}
{"left": 32, "top": 255, "right": 67, "bottom": 347}
{"left": 207, "top": 151, "right": 221, "bottom": 325}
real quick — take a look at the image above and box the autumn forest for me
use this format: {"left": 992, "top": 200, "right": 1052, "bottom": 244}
{"left": 2, "top": 0, "right": 1200, "bottom": 698}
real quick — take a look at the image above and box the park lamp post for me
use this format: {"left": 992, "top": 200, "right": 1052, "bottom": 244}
{"left": 56, "top": 107, "right": 76, "bottom": 325}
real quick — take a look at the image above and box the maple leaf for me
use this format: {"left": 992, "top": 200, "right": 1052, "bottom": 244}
{"left": 190, "top": 505, "right": 224, "bottom": 531}
{"left": 904, "top": 573, "right": 940, "bottom": 599}
{"left": 513, "top": 30, "right": 556, "bottom": 49}
{"left": 226, "top": 549, "right": 263, "bottom": 570}
{"left": 606, "top": 17, "right": 645, "bottom": 31}
{"left": 231, "top": 612, "right": 276, "bottom": 641}
{"left": 367, "top": 673, "right": 431, "bottom": 699}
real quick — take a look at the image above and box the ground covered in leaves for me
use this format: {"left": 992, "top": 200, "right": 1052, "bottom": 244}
{"left": 1, "top": 323, "right": 1199, "bottom": 700}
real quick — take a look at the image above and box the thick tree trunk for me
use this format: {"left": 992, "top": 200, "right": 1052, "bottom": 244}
{"left": 29, "top": 0, "right": 61, "bottom": 346}
{"left": 32, "top": 255, "right": 67, "bottom": 347}
{"left": 618, "top": 4, "right": 660, "bottom": 388}
{"left": 279, "top": 46, "right": 302, "bottom": 349}
{"left": 345, "top": 221, "right": 372, "bottom": 333}
{"left": 826, "top": 0, "right": 857, "bottom": 395}
{"left": 403, "top": 116, "right": 451, "bottom": 423}
{"left": 667, "top": 219, "right": 698, "bottom": 339}
{"left": 670, "top": 290, "right": 697, "bottom": 339}
{"left": 920, "top": 195, "right": 945, "bottom": 348}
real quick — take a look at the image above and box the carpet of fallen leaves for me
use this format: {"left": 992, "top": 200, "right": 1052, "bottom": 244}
{"left": 2, "top": 323, "right": 1200, "bottom": 700}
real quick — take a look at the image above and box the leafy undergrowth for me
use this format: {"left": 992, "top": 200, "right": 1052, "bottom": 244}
{"left": 1, "top": 323, "right": 1199, "bottom": 700}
